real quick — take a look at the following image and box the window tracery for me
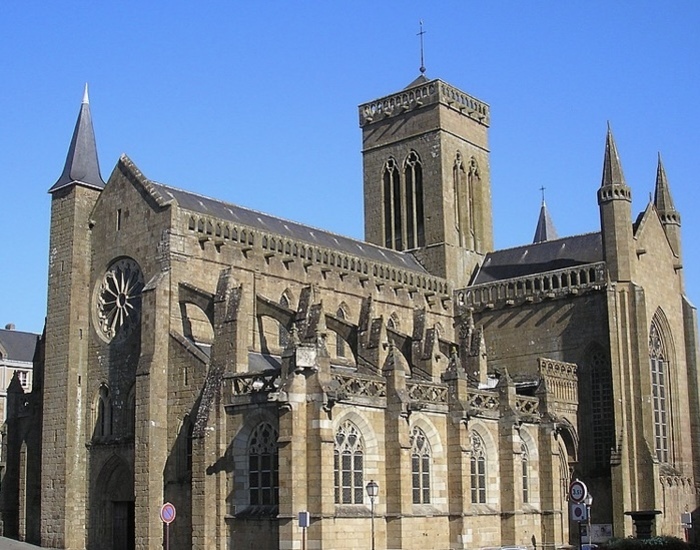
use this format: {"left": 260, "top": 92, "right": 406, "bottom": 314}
{"left": 521, "top": 441, "right": 530, "bottom": 503}
{"left": 649, "top": 322, "right": 669, "bottom": 462}
{"left": 470, "top": 431, "right": 486, "bottom": 503}
{"left": 410, "top": 426, "right": 431, "bottom": 504}
{"left": 334, "top": 420, "right": 365, "bottom": 504}
{"left": 95, "top": 258, "right": 144, "bottom": 342}
{"left": 248, "top": 422, "right": 279, "bottom": 505}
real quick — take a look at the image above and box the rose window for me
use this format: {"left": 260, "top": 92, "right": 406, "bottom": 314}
{"left": 96, "top": 258, "right": 144, "bottom": 342}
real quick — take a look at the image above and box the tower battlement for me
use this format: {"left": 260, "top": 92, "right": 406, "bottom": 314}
{"left": 358, "top": 78, "right": 490, "bottom": 127}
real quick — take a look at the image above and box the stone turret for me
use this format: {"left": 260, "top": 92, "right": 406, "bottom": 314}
{"left": 653, "top": 154, "right": 681, "bottom": 258}
{"left": 597, "top": 126, "right": 634, "bottom": 282}
{"left": 41, "top": 85, "right": 103, "bottom": 548}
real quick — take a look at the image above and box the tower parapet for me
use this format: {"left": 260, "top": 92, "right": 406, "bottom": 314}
{"left": 359, "top": 78, "right": 490, "bottom": 128}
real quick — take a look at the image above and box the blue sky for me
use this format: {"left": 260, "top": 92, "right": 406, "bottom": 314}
{"left": 1, "top": 2, "right": 699, "bottom": 335}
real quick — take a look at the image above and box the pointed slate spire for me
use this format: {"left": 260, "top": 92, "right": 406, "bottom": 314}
{"left": 533, "top": 196, "right": 558, "bottom": 243}
{"left": 653, "top": 153, "right": 678, "bottom": 215}
{"left": 49, "top": 84, "right": 105, "bottom": 193}
{"left": 600, "top": 123, "right": 627, "bottom": 189}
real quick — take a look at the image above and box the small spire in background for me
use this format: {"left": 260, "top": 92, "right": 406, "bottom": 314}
{"left": 540, "top": 185, "right": 546, "bottom": 204}
{"left": 418, "top": 20, "right": 426, "bottom": 74}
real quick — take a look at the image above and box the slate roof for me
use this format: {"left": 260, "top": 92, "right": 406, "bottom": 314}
{"left": 150, "top": 182, "right": 431, "bottom": 274}
{"left": 472, "top": 232, "right": 603, "bottom": 285}
{"left": 0, "top": 329, "right": 39, "bottom": 364}
{"left": 49, "top": 85, "right": 104, "bottom": 193}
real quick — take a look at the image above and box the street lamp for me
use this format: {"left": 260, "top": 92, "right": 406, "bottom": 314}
{"left": 584, "top": 493, "right": 593, "bottom": 550}
{"left": 366, "top": 480, "right": 379, "bottom": 550}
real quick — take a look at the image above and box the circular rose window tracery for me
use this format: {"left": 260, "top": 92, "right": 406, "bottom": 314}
{"left": 96, "top": 258, "right": 144, "bottom": 342}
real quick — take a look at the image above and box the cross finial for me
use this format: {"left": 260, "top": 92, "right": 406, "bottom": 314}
{"left": 418, "top": 20, "right": 426, "bottom": 74}
{"left": 539, "top": 185, "right": 546, "bottom": 204}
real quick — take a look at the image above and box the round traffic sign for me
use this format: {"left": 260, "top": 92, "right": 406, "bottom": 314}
{"left": 569, "top": 480, "right": 588, "bottom": 503}
{"left": 160, "top": 502, "right": 176, "bottom": 524}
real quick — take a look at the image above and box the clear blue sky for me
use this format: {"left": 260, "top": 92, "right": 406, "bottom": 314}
{"left": 1, "top": 2, "right": 699, "bottom": 335}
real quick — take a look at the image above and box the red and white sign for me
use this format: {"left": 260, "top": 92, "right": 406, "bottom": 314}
{"left": 160, "top": 502, "right": 176, "bottom": 524}
{"left": 569, "top": 479, "right": 588, "bottom": 503}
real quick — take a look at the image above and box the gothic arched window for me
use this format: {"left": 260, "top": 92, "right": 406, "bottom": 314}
{"left": 470, "top": 431, "right": 487, "bottom": 504}
{"left": 588, "top": 345, "right": 614, "bottom": 468}
{"left": 411, "top": 426, "right": 431, "bottom": 504}
{"left": 383, "top": 158, "right": 402, "bottom": 250}
{"left": 404, "top": 151, "right": 424, "bottom": 249}
{"left": 95, "top": 385, "right": 112, "bottom": 438}
{"left": 334, "top": 420, "right": 365, "bottom": 504}
{"left": 649, "top": 322, "right": 669, "bottom": 463}
{"left": 521, "top": 442, "right": 530, "bottom": 504}
{"left": 248, "top": 422, "right": 279, "bottom": 505}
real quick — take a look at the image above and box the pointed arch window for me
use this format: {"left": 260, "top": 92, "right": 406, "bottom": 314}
{"left": 470, "top": 431, "right": 487, "bottom": 504}
{"left": 649, "top": 322, "right": 669, "bottom": 463}
{"left": 588, "top": 345, "right": 614, "bottom": 468}
{"left": 411, "top": 426, "right": 431, "bottom": 504}
{"left": 334, "top": 420, "right": 365, "bottom": 504}
{"left": 521, "top": 442, "right": 530, "bottom": 504}
{"left": 279, "top": 294, "right": 290, "bottom": 349}
{"left": 404, "top": 151, "right": 424, "bottom": 249}
{"left": 383, "top": 158, "right": 402, "bottom": 250}
{"left": 95, "top": 385, "right": 112, "bottom": 438}
{"left": 248, "top": 422, "right": 279, "bottom": 505}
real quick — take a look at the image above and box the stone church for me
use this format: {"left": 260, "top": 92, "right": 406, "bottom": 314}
{"left": 2, "top": 71, "right": 699, "bottom": 550}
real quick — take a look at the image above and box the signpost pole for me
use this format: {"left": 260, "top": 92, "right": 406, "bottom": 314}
{"left": 160, "top": 502, "right": 177, "bottom": 550}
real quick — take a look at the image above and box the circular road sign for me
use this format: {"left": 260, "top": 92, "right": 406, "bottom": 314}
{"left": 160, "top": 502, "right": 176, "bottom": 524}
{"left": 569, "top": 480, "right": 588, "bottom": 503}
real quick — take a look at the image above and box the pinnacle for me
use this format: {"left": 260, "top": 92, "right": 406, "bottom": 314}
{"left": 653, "top": 153, "right": 676, "bottom": 213}
{"left": 601, "top": 124, "right": 627, "bottom": 189}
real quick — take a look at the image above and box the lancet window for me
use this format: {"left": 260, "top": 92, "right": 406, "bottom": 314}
{"left": 382, "top": 152, "right": 424, "bottom": 251}
{"left": 248, "top": 422, "right": 279, "bottom": 505}
{"left": 521, "top": 442, "right": 530, "bottom": 504}
{"left": 404, "top": 151, "right": 424, "bottom": 249}
{"left": 334, "top": 420, "right": 365, "bottom": 504}
{"left": 95, "top": 385, "right": 112, "bottom": 438}
{"left": 383, "top": 158, "right": 402, "bottom": 249}
{"left": 588, "top": 345, "right": 614, "bottom": 468}
{"left": 470, "top": 431, "right": 487, "bottom": 504}
{"left": 649, "top": 322, "right": 669, "bottom": 463}
{"left": 410, "top": 426, "right": 431, "bottom": 504}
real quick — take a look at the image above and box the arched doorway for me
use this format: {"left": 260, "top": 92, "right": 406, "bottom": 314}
{"left": 91, "top": 454, "right": 135, "bottom": 550}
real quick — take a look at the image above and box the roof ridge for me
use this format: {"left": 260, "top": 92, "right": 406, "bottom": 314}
{"left": 494, "top": 231, "right": 602, "bottom": 254}
{"left": 151, "top": 181, "right": 423, "bottom": 262}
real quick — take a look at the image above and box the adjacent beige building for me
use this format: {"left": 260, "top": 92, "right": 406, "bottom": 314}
{"left": 2, "top": 73, "right": 699, "bottom": 550}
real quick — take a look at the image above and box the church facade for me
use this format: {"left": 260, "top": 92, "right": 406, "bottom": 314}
{"left": 2, "top": 73, "right": 699, "bottom": 550}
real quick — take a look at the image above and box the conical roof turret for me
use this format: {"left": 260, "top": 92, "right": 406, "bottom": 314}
{"left": 49, "top": 84, "right": 104, "bottom": 193}
{"left": 653, "top": 154, "right": 678, "bottom": 218}
{"left": 598, "top": 125, "right": 631, "bottom": 206}
{"left": 600, "top": 124, "right": 627, "bottom": 189}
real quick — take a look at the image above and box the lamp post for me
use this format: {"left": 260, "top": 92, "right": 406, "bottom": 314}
{"left": 584, "top": 493, "right": 593, "bottom": 549}
{"left": 366, "top": 479, "right": 379, "bottom": 550}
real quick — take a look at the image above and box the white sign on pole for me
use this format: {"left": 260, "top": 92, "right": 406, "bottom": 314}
{"left": 569, "top": 479, "right": 588, "bottom": 503}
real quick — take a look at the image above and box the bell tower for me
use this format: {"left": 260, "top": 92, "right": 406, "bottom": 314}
{"left": 359, "top": 76, "right": 493, "bottom": 287}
